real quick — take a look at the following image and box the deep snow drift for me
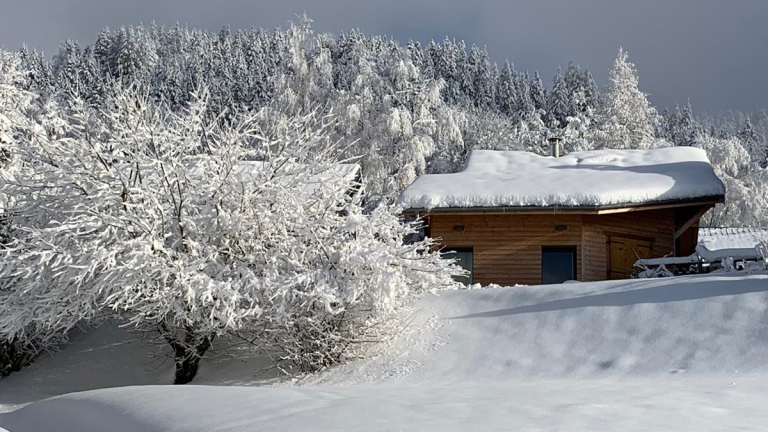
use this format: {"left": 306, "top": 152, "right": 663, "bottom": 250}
{"left": 2, "top": 272, "right": 768, "bottom": 431}
{"left": 397, "top": 147, "right": 726, "bottom": 210}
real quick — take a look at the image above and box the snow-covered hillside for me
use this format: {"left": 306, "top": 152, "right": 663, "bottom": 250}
{"left": 2, "top": 272, "right": 768, "bottom": 431}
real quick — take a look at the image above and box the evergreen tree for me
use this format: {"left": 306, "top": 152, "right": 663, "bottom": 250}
{"left": 668, "top": 101, "right": 698, "bottom": 146}
{"left": 496, "top": 61, "right": 517, "bottom": 117}
{"left": 738, "top": 117, "right": 765, "bottom": 166}
{"left": 467, "top": 45, "right": 495, "bottom": 109}
{"left": 530, "top": 71, "right": 546, "bottom": 112}
{"left": 547, "top": 68, "right": 570, "bottom": 128}
{"left": 516, "top": 73, "right": 535, "bottom": 120}
{"left": 595, "top": 48, "right": 658, "bottom": 149}
{"left": 582, "top": 70, "right": 600, "bottom": 113}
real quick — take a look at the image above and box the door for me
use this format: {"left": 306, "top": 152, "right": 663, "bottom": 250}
{"left": 607, "top": 236, "right": 651, "bottom": 279}
{"left": 542, "top": 246, "right": 577, "bottom": 284}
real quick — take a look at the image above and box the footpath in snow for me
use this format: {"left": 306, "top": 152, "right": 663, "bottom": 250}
{"left": 2, "top": 272, "right": 768, "bottom": 431}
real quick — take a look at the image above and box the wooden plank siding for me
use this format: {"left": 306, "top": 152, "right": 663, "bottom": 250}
{"left": 583, "top": 209, "right": 675, "bottom": 281}
{"left": 429, "top": 209, "right": 676, "bottom": 286}
{"left": 430, "top": 214, "right": 583, "bottom": 286}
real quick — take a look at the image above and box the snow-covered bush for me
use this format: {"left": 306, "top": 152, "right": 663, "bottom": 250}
{"left": 258, "top": 203, "right": 459, "bottom": 373}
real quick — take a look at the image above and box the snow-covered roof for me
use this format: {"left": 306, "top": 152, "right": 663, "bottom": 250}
{"left": 397, "top": 147, "right": 725, "bottom": 211}
{"left": 697, "top": 227, "right": 768, "bottom": 261}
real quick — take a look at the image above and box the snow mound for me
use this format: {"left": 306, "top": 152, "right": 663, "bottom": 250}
{"left": 5, "top": 378, "right": 768, "bottom": 432}
{"left": 3, "top": 273, "right": 768, "bottom": 431}
{"left": 397, "top": 147, "right": 725, "bottom": 210}
{"left": 312, "top": 272, "right": 768, "bottom": 384}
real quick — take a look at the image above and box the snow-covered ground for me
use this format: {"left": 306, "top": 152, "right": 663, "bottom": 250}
{"left": 2, "top": 272, "right": 768, "bottom": 431}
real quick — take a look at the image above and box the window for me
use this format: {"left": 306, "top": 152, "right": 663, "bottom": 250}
{"left": 442, "top": 247, "right": 473, "bottom": 285}
{"left": 542, "top": 247, "right": 577, "bottom": 284}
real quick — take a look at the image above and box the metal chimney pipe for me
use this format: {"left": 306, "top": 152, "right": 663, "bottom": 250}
{"left": 548, "top": 137, "right": 562, "bottom": 158}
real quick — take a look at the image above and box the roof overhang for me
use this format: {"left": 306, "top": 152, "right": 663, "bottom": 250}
{"left": 402, "top": 195, "right": 725, "bottom": 216}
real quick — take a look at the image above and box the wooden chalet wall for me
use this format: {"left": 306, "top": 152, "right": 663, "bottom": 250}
{"left": 429, "top": 208, "right": 676, "bottom": 286}
{"left": 582, "top": 209, "right": 675, "bottom": 282}
{"left": 430, "top": 214, "right": 583, "bottom": 286}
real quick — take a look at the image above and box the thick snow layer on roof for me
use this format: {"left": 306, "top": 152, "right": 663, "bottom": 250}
{"left": 697, "top": 227, "right": 768, "bottom": 261}
{"left": 397, "top": 147, "right": 725, "bottom": 210}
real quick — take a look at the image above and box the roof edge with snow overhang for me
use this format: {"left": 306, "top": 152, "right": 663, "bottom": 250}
{"left": 398, "top": 147, "right": 726, "bottom": 213}
{"left": 402, "top": 195, "right": 725, "bottom": 215}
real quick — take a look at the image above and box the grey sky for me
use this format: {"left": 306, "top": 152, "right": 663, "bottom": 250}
{"left": 1, "top": 0, "right": 766, "bottom": 113}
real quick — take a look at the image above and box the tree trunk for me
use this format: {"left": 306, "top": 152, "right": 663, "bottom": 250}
{"left": 162, "top": 325, "right": 214, "bottom": 385}
{"left": 173, "top": 346, "right": 207, "bottom": 385}
{"left": 0, "top": 337, "right": 36, "bottom": 377}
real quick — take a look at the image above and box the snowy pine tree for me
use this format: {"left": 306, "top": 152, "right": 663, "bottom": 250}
{"left": 547, "top": 68, "right": 570, "bottom": 128}
{"left": 594, "top": 48, "right": 659, "bottom": 149}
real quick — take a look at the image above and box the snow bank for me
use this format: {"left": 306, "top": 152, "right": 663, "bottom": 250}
{"left": 697, "top": 227, "right": 768, "bottom": 261}
{"left": 397, "top": 147, "right": 725, "bottom": 210}
{"left": 4, "top": 378, "right": 768, "bottom": 432}
{"left": 313, "top": 272, "right": 768, "bottom": 383}
{"left": 4, "top": 273, "right": 768, "bottom": 431}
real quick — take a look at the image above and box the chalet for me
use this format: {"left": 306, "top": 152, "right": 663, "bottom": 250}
{"left": 397, "top": 144, "right": 726, "bottom": 285}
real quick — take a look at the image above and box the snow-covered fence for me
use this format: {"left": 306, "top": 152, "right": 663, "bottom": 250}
{"left": 635, "top": 227, "right": 768, "bottom": 277}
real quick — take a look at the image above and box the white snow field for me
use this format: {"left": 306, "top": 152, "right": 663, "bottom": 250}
{"left": 3, "top": 272, "right": 768, "bottom": 431}
{"left": 397, "top": 147, "right": 726, "bottom": 210}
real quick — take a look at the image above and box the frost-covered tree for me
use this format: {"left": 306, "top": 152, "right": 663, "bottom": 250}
{"left": 1, "top": 89, "right": 268, "bottom": 383}
{"left": 529, "top": 71, "right": 547, "bottom": 113}
{"left": 0, "top": 80, "right": 460, "bottom": 381}
{"left": 594, "top": 48, "right": 659, "bottom": 149}
{"left": 0, "top": 51, "right": 54, "bottom": 376}
{"left": 695, "top": 135, "right": 768, "bottom": 227}
{"left": 466, "top": 45, "right": 495, "bottom": 109}
{"left": 496, "top": 61, "right": 517, "bottom": 117}
{"left": 547, "top": 68, "right": 570, "bottom": 128}
{"left": 738, "top": 117, "right": 765, "bottom": 167}
{"left": 4, "top": 18, "right": 766, "bottom": 225}
{"left": 515, "top": 74, "right": 535, "bottom": 120}
{"left": 664, "top": 101, "right": 698, "bottom": 147}
{"left": 0, "top": 52, "right": 29, "bottom": 166}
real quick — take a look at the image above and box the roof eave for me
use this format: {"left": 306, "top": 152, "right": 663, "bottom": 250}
{"left": 402, "top": 195, "right": 725, "bottom": 216}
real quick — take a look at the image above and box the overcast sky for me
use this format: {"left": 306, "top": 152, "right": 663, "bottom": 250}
{"left": 1, "top": 0, "right": 765, "bottom": 113}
